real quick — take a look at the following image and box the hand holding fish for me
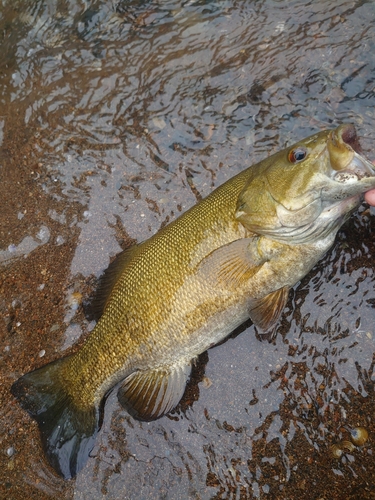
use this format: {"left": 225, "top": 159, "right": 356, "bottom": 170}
{"left": 365, "top": 188, "right": 375, "bottom": 205}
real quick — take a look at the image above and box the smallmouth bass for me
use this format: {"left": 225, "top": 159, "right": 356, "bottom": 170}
{"left": 11, "top": 124, "right": 375, "bottom": 479}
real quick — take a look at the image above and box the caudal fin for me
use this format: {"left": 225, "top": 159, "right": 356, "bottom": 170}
{"left": 11, "top": 357, "right": 100, "bottom": 479}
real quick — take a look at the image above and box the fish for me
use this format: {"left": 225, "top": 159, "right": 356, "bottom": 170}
{"left": 11, "top": 123, "right": 375, "bottom": 479}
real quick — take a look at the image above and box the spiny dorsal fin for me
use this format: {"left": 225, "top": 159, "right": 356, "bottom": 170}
{"left": 248, "top": 286, "right": 289, "bottom": 332}
{"left": 87, "top": 244, "right": 139, "bottom": 321}
{"left": 118, "top": 362, "right": 192, "bottom": 421}
{"left": 197, "top": 238, "right": 265, "bottom": 289}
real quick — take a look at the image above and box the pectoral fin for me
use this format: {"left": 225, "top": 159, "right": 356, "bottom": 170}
{"left": 248, "top": 286, "right": 289, "bottom": 332}
{"left": 118, "top": 362, "right": 192, "bottom": 421}
{"left": 197, "top": 238, "right": 265, "bottom": 289}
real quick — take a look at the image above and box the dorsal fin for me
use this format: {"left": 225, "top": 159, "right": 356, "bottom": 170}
{"left": 117, "top": 362, "right": 192, "bottom": 421}
{"left": 86, "top": 244, "right": 139, "bottom": 321}
{"left": 248, "top": 286, "right": 289, "bottom": 332}
{"left": 197, "top": 238, "right": 265, "bottom": 289}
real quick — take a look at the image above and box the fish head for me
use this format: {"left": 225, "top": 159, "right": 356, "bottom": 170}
{"left": 235, "top": 124, "right": 375, "bottom": 243}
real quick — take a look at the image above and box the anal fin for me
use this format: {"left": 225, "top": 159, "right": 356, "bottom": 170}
{"left": 118, "top": 362, "right": 192, "bottom": 421}
{"left": 248, "top": 286, "right": 289, "bottom": 332}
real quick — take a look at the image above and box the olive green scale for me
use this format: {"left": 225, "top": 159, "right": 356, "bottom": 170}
{"left": 68, "top": 165, "right": 253, "bottom": 410}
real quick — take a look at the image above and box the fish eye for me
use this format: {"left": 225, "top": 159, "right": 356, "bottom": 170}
{"left": 288, "top": 147, "right": 308, "bottom": 164}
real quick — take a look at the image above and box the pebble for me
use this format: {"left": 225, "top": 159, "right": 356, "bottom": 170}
{"left": 202, "top": 376, "right": 212, "bottom": 388}
{"left": 68, "top": 292, "right": 82, "bottom": 310}
{"left": 56, "top": 235, "right": 65, "bottom": 245}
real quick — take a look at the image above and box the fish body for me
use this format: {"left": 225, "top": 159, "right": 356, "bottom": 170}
{"left": 11, "top": 124, "right": 375, "bottom": 478}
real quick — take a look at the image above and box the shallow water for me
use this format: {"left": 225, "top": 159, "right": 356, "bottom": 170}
{"left": 1, "top": 0, "right": 375, "bottom": 498}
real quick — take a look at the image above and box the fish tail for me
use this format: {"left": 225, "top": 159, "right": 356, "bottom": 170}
{"left": 11, "top": 356, "right": 100, "bottom": 479}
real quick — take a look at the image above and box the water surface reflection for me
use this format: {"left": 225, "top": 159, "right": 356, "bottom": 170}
{"left": 1, "top": 1, "right": 375, "bottom": 498}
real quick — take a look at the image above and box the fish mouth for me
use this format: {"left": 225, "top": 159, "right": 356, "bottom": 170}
{"left": 332, "top": 123, "right": 362, "bottom": 155}
{"left": 328, "top": 124, "right": 375, "bottom": 183}
{"left": 333, "top": 156, "right": 374, "bottom": 183}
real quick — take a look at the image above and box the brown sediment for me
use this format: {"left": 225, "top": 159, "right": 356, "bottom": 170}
{"left": 0, "top": 120, "right": 80, "bottom": 498}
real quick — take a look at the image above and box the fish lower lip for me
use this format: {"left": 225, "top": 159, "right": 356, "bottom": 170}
{"left": 334, "top": 171, "right": 358, "bottom": 184}
{"left": 350, "top": 154, "right": 375, "bottom": 178}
